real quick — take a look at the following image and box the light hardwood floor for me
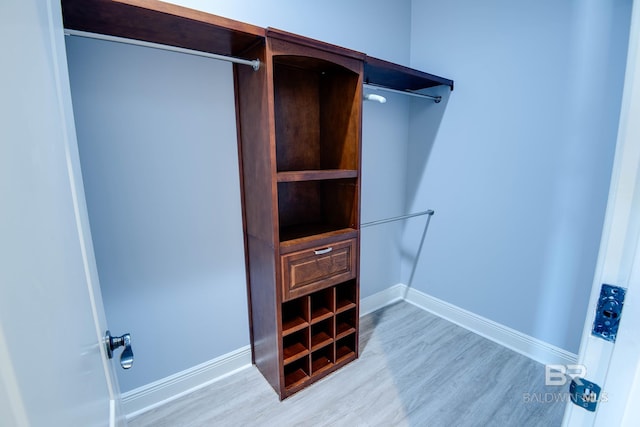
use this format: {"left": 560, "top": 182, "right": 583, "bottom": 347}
{"left": 129, "top": 302, "right": 567, "bottom": 426}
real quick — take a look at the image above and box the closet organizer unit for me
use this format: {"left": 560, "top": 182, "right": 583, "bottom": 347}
{"left": 62, "top": 0, "right": 453, "bottom": 400}
{"left": 235, "top": 28, "right": 364, "bottom": 398}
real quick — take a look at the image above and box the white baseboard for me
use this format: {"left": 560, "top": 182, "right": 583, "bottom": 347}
{"left": 360, "top": 283, "right": 406, "bottom": 316}
{"left": 122, "top": 345, "right": 251, "bottom": 419}
{"left": 122, "top": 284, "right": 577, "bottom": 419}
{"left": 401, "top": 285, "right": 578, "bottom": 366}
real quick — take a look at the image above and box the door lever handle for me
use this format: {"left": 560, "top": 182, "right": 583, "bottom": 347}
{"left": 105, "top": 330, "right": 134, "bottom": 369}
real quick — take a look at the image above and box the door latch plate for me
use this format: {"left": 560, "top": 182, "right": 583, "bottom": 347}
{"left": 570, "top": 377, "right": 601, "bottom": 412}
{"left": 592, "top": 284, "right": 626, "bottom": 342}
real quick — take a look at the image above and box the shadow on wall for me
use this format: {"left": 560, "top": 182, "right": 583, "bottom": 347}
{"left": 359, "top": 85, "right": 451, "bottom": 298}
{"left": 405, "top": 85, "right": 453, "bottom": 207}
{"left": 399, "top": 85, "right": 452, "bottom": 289}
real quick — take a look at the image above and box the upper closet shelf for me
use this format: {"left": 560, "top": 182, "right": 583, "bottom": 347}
{"left": 62, "top": 1, "right": 454, "bottom": 92}
{"left": 364, "top": 56, "right": 454, "bottom": 92}
{"left": 61, "top": 0, "right": 265, "bottom": 57}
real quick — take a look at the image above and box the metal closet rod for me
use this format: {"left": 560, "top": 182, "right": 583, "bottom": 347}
{"left": 64, "top": 29, "right": 261, "bottom": 71}
{"left": 361, "top": 209, "right": 434, "bottom": 228}
{"left": 363, "top": 83, "right": 442, "bottom": 103}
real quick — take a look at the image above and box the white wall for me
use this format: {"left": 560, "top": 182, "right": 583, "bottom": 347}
{"left": 66, "top": 1, "right": 413, "bottom": 392}
{"left": 166, "top": 0, "right": 412, "bottom": 65}
{"left": 404, "top": 0, "right": 633, "bottom": 353}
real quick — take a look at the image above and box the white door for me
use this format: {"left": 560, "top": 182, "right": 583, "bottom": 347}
{"left": 563, "top": 1, "right": 640, "bottom": 425}
{"left": 0, "top": 0, "right": 123, "bottom": 426}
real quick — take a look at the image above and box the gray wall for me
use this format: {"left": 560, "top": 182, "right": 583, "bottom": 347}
{"left": 361, "top": 93, "right": 411, "bottom": 297}
{"left": 66, "top": 38, "right": 249, "bottom": 392}
{"left": 403, "top": 0, "right": 632, "bottom": 353}
{"left": 66, "top": 0, "right": 413, "bottom": 392}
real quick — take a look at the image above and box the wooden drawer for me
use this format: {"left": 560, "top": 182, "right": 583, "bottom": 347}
{"left": 281, "top": 238, "right": 356, "bottom": 301}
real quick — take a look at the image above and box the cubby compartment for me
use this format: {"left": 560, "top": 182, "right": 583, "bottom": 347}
{"left": 283, "top": 330, "right": 309, "bottom": 365}
{"left": 273, "top": 56, "right": 360, "bottom": 173}
{"left": 336, "top": 309, "right": 357, "bottom": 340}
{"left": 310, "top": 287, "right": 334, "bottom": 324}
{"left": 278, "top": 179, "right": 358, "bottom": 242}
{"left": 311, "top": 318, "right": 334, "bottom": 352}
{"left": 282, "top": 297, "right": 309, "bottom": 336}
{"left": 336, "top": 334, "right": 356, "bottom": 364}
{"left": 335, "top": 280, "right": 357, "bottom": 314}
{"left": 284, "top": 356, "right": 310, "bottom": 389}
{"left": 311, "top": 345, "right": 334, "bottom": 375}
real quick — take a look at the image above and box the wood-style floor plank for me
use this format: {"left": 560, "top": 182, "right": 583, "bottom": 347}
{"left": 129, "top": 302, "right": 566, "bottom": 426}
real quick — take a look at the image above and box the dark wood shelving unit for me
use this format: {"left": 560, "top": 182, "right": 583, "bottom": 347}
{"left": 61, "top": 0, "right": 453, "bottom": 401}
{"left": 235, "top": 28, "right": 365, "bottom": 398}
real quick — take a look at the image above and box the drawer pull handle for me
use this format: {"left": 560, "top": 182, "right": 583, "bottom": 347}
{"left": 314, "top": 247, "right": 333, "bottom": 255}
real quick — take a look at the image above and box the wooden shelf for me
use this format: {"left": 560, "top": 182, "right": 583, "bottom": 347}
{"left": 310, "top": 307, "right": 333, "bottom": 324}
{"left": 280, "top": 228, "right": 358, "bottom": 251}
{"left": 336, "top": 332, "right": 356, "bottom": 364}
{"left": 282, "top": 316, "right": 308, "bottom": 336}
{"left": 62, "top": 0, "right": 265, "bottom": 57}
{"left": 336, "top": 300, "right": 356, "bottom": 314}
{"left": 311, "top": 355, "right": 334, "bottom": 374}
{"left": 336, "top": 346, "right": 355, "bottom": 364}
{"left": 279, "top": 222, "right": 357, "bottom": 244}
{"left": 277, "top": 170, "right": 358, "bottom": 182}
{"left": 336, "top": 280, "right": 357, "bottom": 314}
{"left": 283, "top": 342, "right": 309, "bottom": 365}
{"left": 336, "top": 307, "right": 356, "bottom": 339}
{"left": 282, "top": 298, "right": 309, "bottom": 336}
{"left": 311, "top": 331, "right": 333, "bottom": 351}
{"left": 364, "top": 56, "right": 454, "bottom": 92}
{"left": 336, "top": 325, "right": 356, "bottom": 340}
{"left": 284, "top": 367, "right": 310, "bottom": 389}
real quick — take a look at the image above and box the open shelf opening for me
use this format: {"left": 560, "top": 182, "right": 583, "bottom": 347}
{"left": 335, "top": 280, "right": 357, "bottom": 313}
{"left": 282, "top": 297, "right": 309, "bottom": 336}
{"left": 310, "top": 287, "right": 334, "bottom": 324}
{"left": 311, "top": 318, "right": 334, "bottom": 352}
{"left": 311, "top": 345, "right": 334, "bottom": 375}
{"left": 278, "top": 179, "right": 357, "bottom": 242}
{"left": 336, "top": 334, "right": 356, "bottom": 364}
{"left": 273, "top": 56, "right": 360, "bottom": 173}
{"left": 284, "top": 357, "right": 310, "bottom": 389}
{"left": 283, "top": 330, "right": 309, "bottom": 365}
{"left": 336, "top": 309, "right": 357, "bottom": 340}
